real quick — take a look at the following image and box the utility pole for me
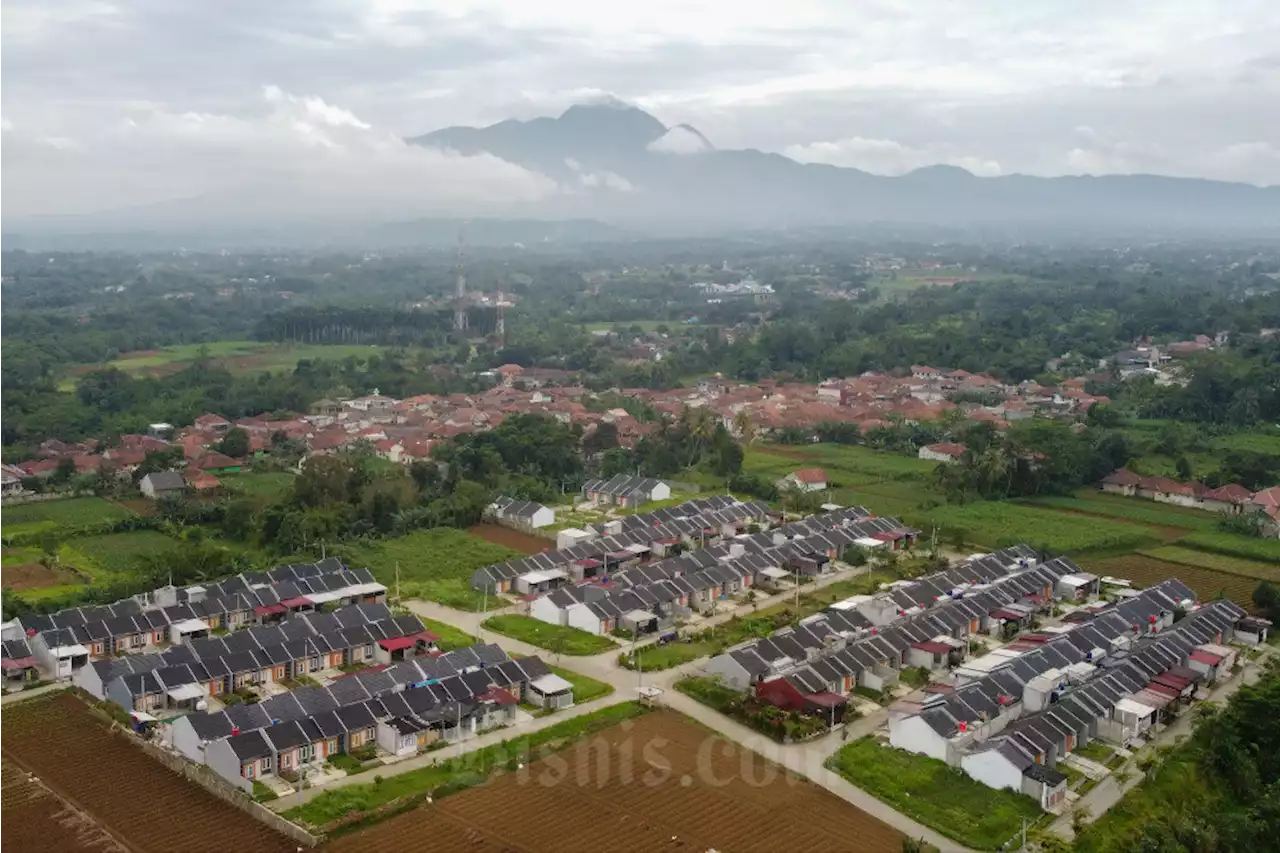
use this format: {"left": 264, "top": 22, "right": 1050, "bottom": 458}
{"left": 395, "top": 561, "right": 401, "bottom": 605}
{"left": 453, "top": 228, "right": 469, "bottom": 334}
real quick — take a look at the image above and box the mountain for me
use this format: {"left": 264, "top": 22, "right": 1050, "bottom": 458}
{"left": 412, "top": 103, "right": 1280, "bottom": 232}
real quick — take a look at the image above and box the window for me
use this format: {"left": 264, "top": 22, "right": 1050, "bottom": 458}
{"left": 300, "top": 744, "right": 314, "bottom": 762}
{"left": 261, "top": 756, "right": 272, "bottom": 771}
{"left": 364, "top": 643, "right": 374, "bottom": 657}
{"left": 245, "top": 763, "right": 255, "bottom": 779}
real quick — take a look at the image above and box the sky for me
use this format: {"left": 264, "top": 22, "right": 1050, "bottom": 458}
{"left": 3, "top": 0, "right": 1278, "bottom": 218}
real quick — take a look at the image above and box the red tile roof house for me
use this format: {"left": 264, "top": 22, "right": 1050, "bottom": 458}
{"left": 1249, "top": 487, "right": 1280, "bottom": 536}
{"left": 781, "top": 468, "right": 828, "bottom": 492}
{"left": 918, "top": 443, "right": 967, "bottom": 464}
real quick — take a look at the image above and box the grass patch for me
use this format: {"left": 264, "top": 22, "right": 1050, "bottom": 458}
{"left": 923, "top": 501, "right": 1159, "bottom": 553}
{"left": 416, "top": 616, "right": 477, "bottom": 652}
{"left": 338, "top": 528, "right": 520, "bottom": 610}
{"left": 87, "top": 341, "right": 392, "bottom": 379}
{"left": 284, "top": 702, "right": 649, "bottom": 830}
{"left": 545, "top": 664, "right": 613, "bottom": 705}
{"left": 481, "top": 615, "right": 616, "bottom": 655}
{"left": 252, "top": 780, "right": 278, "bottom": 802}
{"left": 826, "top": 737, "right": 1043, "bottom": 851}
{"left": 1, "top": 497, "right": 135, "bottom": 539}
{"left": 326, "top": 752, "right": 374, "bottom": 775}
{"left": 1073, "top": 740, "right": 1114, "bottom": 764}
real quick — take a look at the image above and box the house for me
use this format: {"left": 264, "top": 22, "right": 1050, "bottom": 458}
{"left": 527, "top": 673, "right": 575, "bottom": 710}
{"left": 1187, "top": 644, "right": 1235, "bottom": 682}
{"left": 1, "top": 638, "right": 40, "bottom": 683}
{"left": 918, "top": 443, "right": 966, "bottom": 463}
{"left": 139, "top": 471, "right": 187, "bottom": 499}
{"left": 1233, "top": 616, "right": 1271, "bottom": 646}
{"left": 1, "top": 464, "right": 27, "bottom": 496}
{"left": 1099, "top": 469, "right": 1142, "bottom": 496}
{"left": 206, "top": 729, "right": 274, "bottom": 792}
{"left": 489, "top": 496, "right": 556, "bottom": 529}
{"left": 194, "top": 414, "right": 232, "bottom": 434}
{"left": 580, "top": 475, "right": 672, "bottom": 508}
{"left": 781, "top": 468, "right": 828, "bottom": 492}
{"left": 1055, "top": 573, "right": 1100, "bottom": 602}
{"left": 193, "top": 452, "right": 242, "bottom": 474}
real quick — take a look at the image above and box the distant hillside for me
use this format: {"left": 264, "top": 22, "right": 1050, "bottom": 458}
{"left": 413, "top": 103, "right": 1280, "bottom": 231}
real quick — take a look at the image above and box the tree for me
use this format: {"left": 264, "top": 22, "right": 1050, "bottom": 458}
{"left": 1253, "top": 581, "right": 1280, "bottom": 620}
{"left": 217, "top": 427, "right": 250, "bottom": 459}
{"left": 51, "top": 457, "right": 76, "bottom": 485}
{"left": 1175, "top": 455, "right": 1194, "bottom": 482}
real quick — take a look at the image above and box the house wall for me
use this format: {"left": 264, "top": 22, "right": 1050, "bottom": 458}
{"left": 204, "top": 739, "right": 254, "bottom": 793}
{"left": 375, "top": 722, "right": 416, "bottom": 757}
{"left": 564, "top": 602, "right": 603, "bottom": 635}
{"left": 703, "top": 654, "right": 753, "bottom": 691}
{"left": 888, "top": 715, "right": 952, "bottom": 764}
{"left": 651, "top": 482, "right": 672, "bottom": 502}
{"left": 531, "top": 596, "right": 567, "bottom": 627}
{"left": 72, "top": 664, "right": 109, "bottom": 699}
{"left": 170, "top": 716, "right": 208, "bottom": 763}
{"left": 104, "top": 677, "right": 135, "bottom": 711}
{"left": 961, "top": 750, "right": 1023, "bottom": 793}
{"left": 529, "top": 507, "right": 555, "bottom": 529}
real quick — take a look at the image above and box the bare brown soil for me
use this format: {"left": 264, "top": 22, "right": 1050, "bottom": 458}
{"left": 0, "top": 560, "right": 82, "bottom": 591}
{"left": 325, "top": 711, "right": 903, "bottom": 853}
{"left": 468, "top": 522, "right": 551, "bottom": 555}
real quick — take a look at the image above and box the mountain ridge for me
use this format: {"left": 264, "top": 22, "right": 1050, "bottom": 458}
{"left": 411, "top": 103, "right": 1280, "bottom": 229}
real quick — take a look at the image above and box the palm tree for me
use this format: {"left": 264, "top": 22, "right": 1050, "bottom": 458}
{"left": 681, "top": 405, "right": 717, "bottom": 467}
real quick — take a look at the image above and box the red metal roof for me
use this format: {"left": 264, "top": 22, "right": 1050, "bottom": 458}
{"left": 477, "top": 686, "right": 519, "bottom": 706}
{"left": 1, "top": 657, "right": 38, "bottom": 671}
{"left": 280, "top": 596, "right": 313, "bottom": 608}
{"left": 377, "top": 636, "right": 418, "bottom": 652}
{"left": 1189, "top": 649, "right": 1223, "bottom": 665}
{"left": 911, "top": 640, "right": 953, "bottom": 655}
{"left": 254, "top": 604, "right": 287, "bottom": 616}
{"left": 805, "top": 691, "right": 848, "bottom": 708}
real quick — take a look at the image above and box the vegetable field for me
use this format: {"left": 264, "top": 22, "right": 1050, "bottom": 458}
{"left": 1140, "top": 546, "right": 1280, "bottom": 583}
{"left": 2, "top": 692, "right": 296, "bottom": 853}
{"left": 338, "top": 528, "right": 521, "bottom": 610}
{"left": 323, "top": 711, "right": 904, "bottom": 853}
{"left": 1022, "top": 494, "right": 1218, "bottom": 532}
{"left": 1085, "top": 555, "right": 1259, "bottom": 606}
{"left": 1176, "top": 532, "right": 1280, "bottom": 563}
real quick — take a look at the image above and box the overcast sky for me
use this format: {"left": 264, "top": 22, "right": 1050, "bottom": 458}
{"left": 4, "top": 0, "right": 1278, "bottom": 217}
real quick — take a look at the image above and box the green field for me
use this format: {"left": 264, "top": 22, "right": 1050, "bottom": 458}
{"left": 74, "top": 340, "right": 391, "bottom": 380}
{"left": 57, "top": 530, "right": 177, "bottom": 580}
{"left": 746, "top": 444, "right": 937, "bottom": 485}
{"left": 1, "top": 497, "right": 135, "bottom": 540}
{"left": 1176, "top": 531, "right": 1280, "bottom": 563}
{"left": 221, "top": 472, "right": 296, "bottom": 499}
{"left": 826, "top": 737, "right": 1043, "bottom": 851}
{"left": 923, "top": 501, "right": 1159, "bottom": 554}
{"left": 481, "top": 614, "right": 617, "bottom": 655}
{"left": 1140, "top": 545, "right": 1280, "bottom": 582}
{"left": 284, "top": 702, "right": 649, "bottom": 831}
{"left": 338, "top": 528, "right": 521, "bottom": 610}
{"left": 1020, "top": 493, "right": 1219, "bottom": 532}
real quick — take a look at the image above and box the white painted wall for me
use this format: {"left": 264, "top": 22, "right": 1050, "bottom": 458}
{"left": 961, "top": 749, "right": 1023, "bottom": 793}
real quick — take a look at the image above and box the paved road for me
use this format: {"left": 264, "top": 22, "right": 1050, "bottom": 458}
{"left": 1048, "top": 648, "right": 1272, "bottom": 840}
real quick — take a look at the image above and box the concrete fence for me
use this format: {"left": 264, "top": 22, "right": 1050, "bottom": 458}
{"left": 1, "top": 489, "right": 95, "bottom": 506}
{"left": 132, "top": 735, "right": 323, "bottom": 848}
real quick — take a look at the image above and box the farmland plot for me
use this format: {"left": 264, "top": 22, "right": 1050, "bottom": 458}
{"left": 924, "top": 502, "right": 1159, "bottom": 553}
{"left": 325, "top": 711, "right": 903, "bottom": 853}
{"left": 1, "top": 693, "right": 296, "bottom": 853}
{"left": 1085, "top": 555, "right": 1258, "bottom": 605}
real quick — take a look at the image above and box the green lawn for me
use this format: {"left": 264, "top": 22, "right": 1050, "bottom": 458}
{"left": 57, "top": 531, "right": 178, "bottom": 581}
{"left": 826, "top": 737, "right": 1043, "bottom": 851}
{"left": 619, "top": 611, "right": 801, "bottom": 671}
{"left": 1, "top": 497, "right": 135, "bottom": 539}
{"left": 284, "top": 702, "right": 649, "bottom": 830}
{"left": 482, "top": 615, "right": 617, "bottom": 655}
{"left": 338, "top": 528, "right": 520, "bottom": 610}
{"left": 546, "top": 664, "right": 613, "bottom": 704}
{"left": 417, "top": 616, "right": 477, "bottom": 651}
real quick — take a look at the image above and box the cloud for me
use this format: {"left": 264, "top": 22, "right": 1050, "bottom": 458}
{"left": 563, "top": 156, "right": 634, "bottom": 191}
{"left": 2, "top": 86, "right": 558, "bottom": 219}
{"left": 647, "top": 125, "right": 712, "bottom": 155}
{"left": 783, "top": 136, "right": 1002, "bottom": 177}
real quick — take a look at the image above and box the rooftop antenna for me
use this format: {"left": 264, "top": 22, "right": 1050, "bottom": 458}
{"left": 453, "top": 227, "right": 469, "bottom": 334}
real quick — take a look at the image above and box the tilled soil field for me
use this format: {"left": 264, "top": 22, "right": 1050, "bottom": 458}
{"left": 2, "top": 693, "right": 297, "bottom": 853}
{"left": 325, "top": 711, "right": 903, "bottom": 853}
{"left": 468, "top": 522, "right": 551, "bottom": 555}
{"left": 1085, "top": 554, "right": 1259, "bottom": 606}
{"left": 2, "top": 762, "right": 127, "bottom": 853}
